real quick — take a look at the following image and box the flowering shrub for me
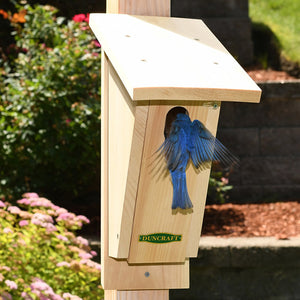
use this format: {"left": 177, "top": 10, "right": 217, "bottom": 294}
{"left": 0, "top": 4, "right": 101, "bottom": 200}
{"left": 0, "top": 193, "right": 103, "bottom": 299}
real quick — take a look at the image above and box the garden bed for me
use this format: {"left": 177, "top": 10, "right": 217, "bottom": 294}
{"left": 202, "top": 201, "right": 300, "bottom": 239}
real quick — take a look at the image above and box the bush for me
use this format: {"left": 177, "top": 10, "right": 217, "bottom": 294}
{"left": 207, "top": 171, "right": 233, "bottom": 204}
{"left": 0, "top": 192, "right": 103, "bottom": 299}
{"left": 0, "top": 3, "right": 101, "bottom": 200}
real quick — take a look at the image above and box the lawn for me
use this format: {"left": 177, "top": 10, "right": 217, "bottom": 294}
{"left": 249, "top": 0, "right": 300, "bottom": 63}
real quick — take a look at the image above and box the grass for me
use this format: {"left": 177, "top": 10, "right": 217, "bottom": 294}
{"left": 249, "top": 0, "right": 300, "bottom": 63}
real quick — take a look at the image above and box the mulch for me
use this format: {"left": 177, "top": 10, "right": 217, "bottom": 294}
{"left": 246, "top": 66, "right": 299, "bottom": 82}
{"left": 202, "top": 202, "right": 300, "bottom": 239}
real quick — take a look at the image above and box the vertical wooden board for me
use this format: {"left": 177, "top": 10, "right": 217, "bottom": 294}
{"left": 105, "top": 290, "right": 169, "bottom": 300}
{"left": 185, "top": 102, "right": 221, "bottom": 257}
{"left": 101, "top": 51, "right": 109, "bottom": 287}
{"left": 102, "top": 52, "right": 189, "bottom": 290}
{"left": 107, "top": 0, "right": 170, "bottom": 16}
{"left": 114, "top": 103, "right": 149, "bottom": 258}
{"left": 128, "top": 102, "right": 217, "bottom": 264}
{"left": 108, "top": 60, "right": 136, "bottom": 258}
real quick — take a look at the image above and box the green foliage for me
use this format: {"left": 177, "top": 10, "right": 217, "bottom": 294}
{"left": 0, "top": 4, "right": 101, "bottom": 200}
{"left": 207, "top": 171, "right": 233, "bottom": 204}
{"left": 0, "top": 193, "right": 103, "bottom": 299}
{"left": 249, "top": 0, "right": 300, "bottom": 63}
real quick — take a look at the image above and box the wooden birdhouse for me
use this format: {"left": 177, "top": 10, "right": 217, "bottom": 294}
{"left": 90, "top": 10, "right": 261, "bottom": 297}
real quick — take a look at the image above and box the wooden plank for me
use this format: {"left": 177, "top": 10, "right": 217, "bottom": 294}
{"left": 128, "top": 101, "right": 220, "bottom": 263}
{"left": 107, "top": 57, "right": 149, "bottom": 258}
{"left": 107, "top": 60, "right": 137, "bottom": 258}
{"left": 105, "top": 290, "right": 169, "bottom": 300}
{"left": 101, "top": 52, "right": 189, "bottom": 290}
{"left": 107, "top": 0, "right": 170, "bottom": 16}
{"left": 89, "top": 14, "right": 261, "bottom": 103}
{"left": 185, "top": 102, "right": 221, "bottom": 257}
{"left": 101, "top": 50, "right": 109, "bottom": 287}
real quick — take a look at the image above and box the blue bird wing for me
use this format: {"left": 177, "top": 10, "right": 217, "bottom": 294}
{"left": 157, "top": 122, "right": 187, "bottom": 172}
{"left": 189, "top": 120, "right": 238, "bottom": 168}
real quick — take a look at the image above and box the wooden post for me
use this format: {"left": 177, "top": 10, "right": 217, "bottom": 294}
{"left": 106, "top": 0, "right": 170, "bottom": 16}
{"left": 105, "top": 1, "right": 171, "bottom": 299}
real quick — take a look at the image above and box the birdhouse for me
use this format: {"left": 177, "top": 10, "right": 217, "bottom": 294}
{"left": 89, "top": 14, "right": 261, "bottom": 291}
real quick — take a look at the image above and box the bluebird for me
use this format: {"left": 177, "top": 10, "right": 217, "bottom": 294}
{"left": 158, "top": 110, "right": 238, "bottom": 210}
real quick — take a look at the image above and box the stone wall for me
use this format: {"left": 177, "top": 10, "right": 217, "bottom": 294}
{"left": 171, "top": 0, "right": 253, "bottom": 65}
{"left": 217, "top": 81, "right": 300, "bottom": 203}
{"left": 170, "top": 237, "right": 300, "bottom": 300}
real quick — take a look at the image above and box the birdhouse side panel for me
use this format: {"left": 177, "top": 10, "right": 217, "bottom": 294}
{"left": 117, "top": 103, "right": 149, "bottom": 258}
{"left": 107, "top": 61, "right": 137, "bottom": 258}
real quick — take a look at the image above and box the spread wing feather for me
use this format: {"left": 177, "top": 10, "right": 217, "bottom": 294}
{"left": 190, "top": 120, "right": 238, "bottom": 168}
{"left": 157, "top": 127, "right": 187, "bottom": 172}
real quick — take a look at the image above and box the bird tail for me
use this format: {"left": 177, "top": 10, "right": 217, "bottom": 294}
{"left": 170, "top": 171, "right": 193, "bottom": 209}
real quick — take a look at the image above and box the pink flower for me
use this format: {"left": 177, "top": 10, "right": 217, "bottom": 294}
{"left": 32, "top": 213, "right": 54, "bottom": 229}
{"left": 5, "top": 279, "right": 18, "bottom": 290}
{"left": 80, "top": 259, "right": 101, "bottom": 270}
{"left": 56, "top": 261, "right": 70, "bottom": 267}
{"left": 17, "top": 198, "right": 31, "bottom": 205}
{"left": 55, "top": 208, "right": 68, "bottom": 214}
{"left": 30, "top": 278, "right": 63, "bottom": 299}
{"left": 90, "top": 250, "right": 97, "bottom": 257}
{"left": 1, "top": 292, "right": 12, "bottom": 300}
{"left": 75, "top": 236, "right": 89, "bottom": 246}
{"left": 29, "top": 198, "right": 53, "bottom": 208}
{"left": 77, "top": 215, "right": 90, "bottom": 224}
{"left": 3, "top": 227, "right": 13, "bottom": 234}
{"left": 19, "top": 220, "right": 29, "bottom": 227}
{"left": 0, "top": 200, "right": 6, "bottom": 208}
{"left": 45, "top": 223, "right": 57, "bottom": 233}
{"left": 56, "top": 212, "right": 75, "bottom": 221}
{"left": 93, "top": 40, "right": 101, "bottom": 48}
{"left": 56, "top": 234, "right": 68, "bottom": 242}
{"left": 63, "top": 293, "right": 82, "bottom": 300}
{"left": 7, "top": 206, "right": 21, "bottom": 214}
{"left": 78, "top": 252, "right": 93, "bottom": 259}
{"left": 72, "top": 14, "right": 86, "bottom": 23}
{"left": 221, "top": 177, "right": 229, "bottom": 185}
{"left": 22, "top": 192, "right": 39, "bottom": 198}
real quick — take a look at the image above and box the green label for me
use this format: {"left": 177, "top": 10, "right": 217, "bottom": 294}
{"left": 139, "top": 233, "right": 182, "bottom": 244}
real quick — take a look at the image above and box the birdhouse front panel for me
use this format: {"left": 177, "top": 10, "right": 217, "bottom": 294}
{"left": 128, "top": 101, "right": 221, "bottom": 264}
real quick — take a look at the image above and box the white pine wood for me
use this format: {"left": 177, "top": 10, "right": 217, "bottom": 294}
{"left": 105, "top": 290, "right": 169, "bottom": 300}
{"left": 107, "top": 0, "right": 170, "bottom": 16}
{"left": 89, "top": 14, "right": 261, "bottom": 102}
{"left": 127, "top": 101, "right": 221, "bottom": 263}
{"left": 101, "top": 52, "right": 189, "bottom": 290}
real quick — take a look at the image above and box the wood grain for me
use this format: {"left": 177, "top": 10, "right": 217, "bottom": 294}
{"left": 127, "top": 102, "right": 221, "bottom": 263}
{"left": 89, "top": 14, "right": 261, "bottom": 102}
{"left": 108, "top": 60, "right": 136, "bottom": 258}
{"left": 105, "top": 290, "right": 169, "bottom": 300}
{"left": 107, "top": 0, "right": 170, "bottom": 16}
{"left": 101, "top": 52, "right": 189, "bottom": 290}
